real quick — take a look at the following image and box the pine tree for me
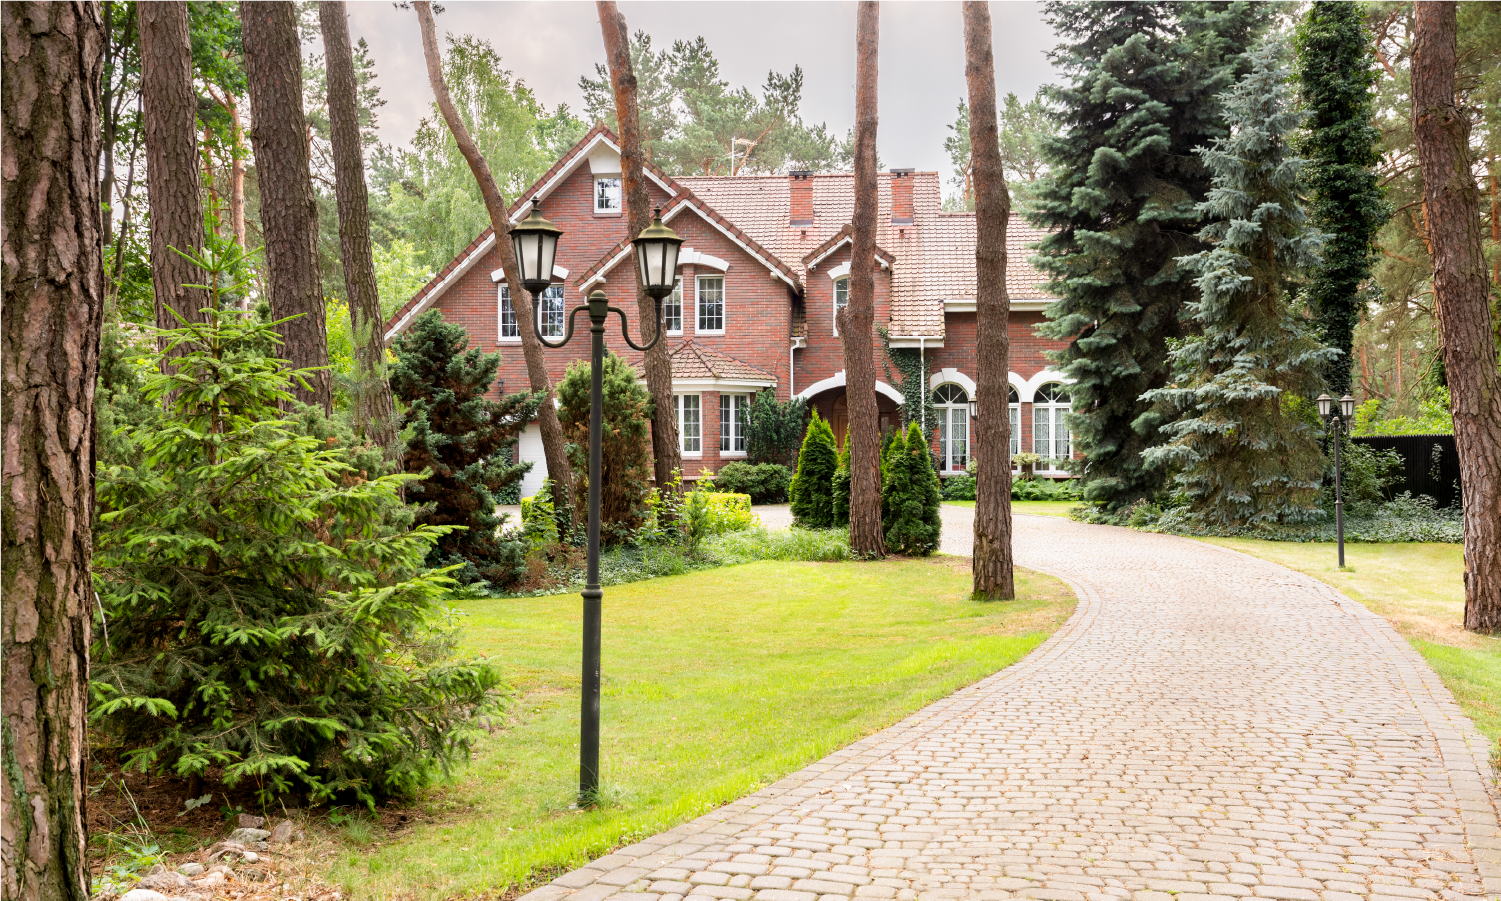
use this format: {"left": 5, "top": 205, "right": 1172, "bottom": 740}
{"left": 831, "top": 431, "right": 852, "bottom": 528}
{"left": 1031, "top": 1, "right": 1275, "bottom": 513}
{"left": 390, "top": 310, "right": 536, "bottom": 589}
{"left": 789, "top": 411, "right": 838, "bottom": 528}
{"left": 1294, "top": 1, "right": 1385, "bottom": 396}
{"left": 1142, "top": 43, "right": 1336, "bottom": 529}
{"left": 882, "top": 421, "right": 941, "bottom": 555}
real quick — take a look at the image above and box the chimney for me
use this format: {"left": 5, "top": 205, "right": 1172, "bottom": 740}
{"left": 890, "top": 169, "right": 915, "bottom": 225}
{"left": 789, "top": 171, "right": 813, "bottom": 225}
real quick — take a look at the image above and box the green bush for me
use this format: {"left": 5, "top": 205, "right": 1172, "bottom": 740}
{"left": 882, "top": 422, "right": 942, "bottom": 555}
{"left": 711, "top": 461, "right": 793, "bottom": 504}
{"left": 519, "top": 481, "right": 560, "bottom": 547}
{"left": 93, "top": 267, "right": 498, "bottom": 807}
{"left": 700, "top": 492, "right": 756, "bottom": 533}
{"left": 789, "top": 411, "right": 838, "bottom": 528}
{"left": 1013, "top": 478, "right": 1082, "bottom": 502}
{"left": 1322, "top": 435, "right": 1403, "bottom": 517}
{"left": 830, "top": 433, "right": 851, "bottom": 527}
{"left": 557, "top": 351, "right": 654, "bottom": 542}
{"left": 941, "top": 474, "right": 977, "bottom": 501}
{"left": 744, "top": 390, "right": 808, "bottom": 466}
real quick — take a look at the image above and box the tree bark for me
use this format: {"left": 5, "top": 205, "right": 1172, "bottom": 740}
{"left": 598, "top": 0, "right": 682, "bottom": 496}
{"left": 319, "top": 0, "right": 398, "bottom": 455}
{"left": 838, "top": 0, "right": 885, "bottom": 558}
{"left": 413, "top": 0, "right": 574, "bottom": 515}
{"left": 1411, "top": 0, "right": 1501, "bottom": 633}
{"left": 241, "top": 0, "right": 332, "bottom": 412}
{"left": 138, "top": 0, "right": 208, "bottom": 356}
{"left": 1, "top": 4, "right": 106, "bottom": 899}
{"left": 965, "top": 0, "right": 1016, "bottom": 600}
{"left": 206, "top": 85, "right": 247, "bottom": 252}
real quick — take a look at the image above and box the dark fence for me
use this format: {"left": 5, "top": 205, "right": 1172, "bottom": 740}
{"left": 1352, "top": 434, "right": 1461, "bottom": 509}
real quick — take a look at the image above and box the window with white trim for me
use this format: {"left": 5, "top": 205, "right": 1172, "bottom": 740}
{"left": 1033, "top": 382, "right": 1071, "bottom": 465}
{"left": 720, "top": 393, "right": 749, "bottom": 453}
{"left": 677, "top": 394, "right": 702, "bottom": 455}
{"left": 833, "top": 277, "right": 849, "bottom": 334}
{"left": 1009, "top": 386, "right": 1020, "bottom": 458}
{"left": 594, "top": 177, "right": 621, "bottom": 213}
{"left": 933, "top": 383, "right": 969, "bottom": 474}
{"left": 663, "top": 278, "right": 683, "bottom": 335}
{"left": 535, "top": 285, "right": 565, "bottom": 339}
{"left": 696, "top": 276, "right": 724, "bottom": 333}
{"left": 499, "top": 286, "right": 520, "bottom": 339}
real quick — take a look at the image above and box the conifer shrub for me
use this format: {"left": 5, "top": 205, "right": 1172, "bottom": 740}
{"left": 557, "top": 351, "right": 654, "bottom": 542}
{"left": 881, "top": 422, "right": 943, "bottom": 554}
{"left": 93, "top": 273, "right": 500, "bottom": 807}
{"left": 390, "top": 310, "right": 536, "bottom": 589}
{"left": 830, "top": 431, "right": 852, "bottom": 527}
{"left": 744, "top": 390, "right": 808, "bottom": 466}
{"left": 789, "top": 411, "right": 838, "bottom": 528}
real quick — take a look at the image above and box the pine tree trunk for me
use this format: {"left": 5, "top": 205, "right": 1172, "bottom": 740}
{"left": 598, "top": 1, "right": 682, "bottom": 496}
{"left": 319, "top": 0, "right": 398, "bottom": 455}
{"left": 139, "top": 0, "right": 209, "bottom": 357}
{"left": 1411, "top": 0, "right": 1501, "bottom": 633}
{"left": 413, "top": 1, "right": 574, "bottom": 515}
{"left": 1, "top": 4, "right": 106, "bottom": 898}
{"left": 241, "top": 0, "right": 332, "bottom": 412}
{"left": 839, "top": 0, "right": 885, "bottom": 558}
{"left": 964, "top": 0, "right": 1015, "bottom": 600}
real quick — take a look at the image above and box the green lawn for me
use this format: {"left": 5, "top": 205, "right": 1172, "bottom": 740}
{"left": 332, "top": 557, "right": 1075, "bottom": 900}
{"left": 943, "top": 499, "right": 1078, "bottom": 518}
{"left": 1201, "top": 538, "right": 1501, "bottom": 757}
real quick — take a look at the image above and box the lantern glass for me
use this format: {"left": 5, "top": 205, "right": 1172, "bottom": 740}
{"left": 1317, "top": 394, "right": 1333, "bottom": 419}
{"left": 631, "top": 206, "right": 685, "bottom": 300}
{"left": 509, "top": 199, "right": 563, "bottom": 295}
{"left": 1339, "top": 394, "right": 1356, "bottom": 420}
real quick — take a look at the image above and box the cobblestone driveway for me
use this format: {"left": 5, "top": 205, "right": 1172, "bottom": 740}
{"left": 521, "top": 514, "right": 1501, "bottom": 901}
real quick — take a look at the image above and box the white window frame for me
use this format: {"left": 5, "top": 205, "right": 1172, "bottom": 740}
{"left": 534, "top": 285, "right": 566, "bottom": 339}
{"left": 720, "top": 393, "right": 749, "bottom": 456}
{"left": 1033, "top": 382, "right": 1071, "bottom": 470}
{"left": 696, "top": 275, "right": 725, "bottom": 335}
{"left": 833, "top": 277, "right": 849, "bottom": 336}
{"left": 594, "top": 176, "right": 622, "bottom": 215}
{"left": 933, "top": 383, "right": 969, "bottom": 475}
{"left": 663, "top": 278, "right": 684, "bottom": 336}
{"left": 677, "top": 393, "right": 702, "bottom": 457}
{"left": 1009, "top": 387, "right": 1021, "bottom": 460}
{"left": 498, "top": 285, "right": 520, "bottom": 343}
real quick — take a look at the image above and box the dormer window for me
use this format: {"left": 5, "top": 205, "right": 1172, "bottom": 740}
{"left": 594, "top": 177, "right": 621, "bottom": 214}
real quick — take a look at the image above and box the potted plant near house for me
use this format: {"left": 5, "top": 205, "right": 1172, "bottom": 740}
{"left": 1012, "top": 451, "right": 1042, "bottom": 481}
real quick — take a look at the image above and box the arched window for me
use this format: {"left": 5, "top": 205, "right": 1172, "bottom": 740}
{"left": 933, "top": 383, "right": 969, "bottom": 473}
{"left": 1033, "top": 382, "right": 1070, "bottom": 466}
{"left": 1009, "top": 386, "right": 1020, "bottom": 458}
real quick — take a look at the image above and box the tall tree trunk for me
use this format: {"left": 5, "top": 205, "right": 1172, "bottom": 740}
{"left": 207, "top": 85, "right": 247, "bottom": 252}
{"left": 319, "top": 0, "right": 398, "bottom": 455}
{"left": 965, "top": 0, "right": 1015, "bottom": 600}
{"left": 1, "top": 4, "right": 106, "bottom": 899}
{"left": 201, "top": 123, "right": 221, "bottom": 230}
{"left": 241, "top": 1, "right": 332, "bottom": 412}
{"left": 1412, "top": 0, "right": 1501, "bottom": 633}
{"left": 139, "top": 0, "right": 208, "bottom": 356}
{"left": 413, "top": 0, "right": 574, "bottom": 515}
{"left": 598, "top": 1, "right": 681, "bottom": 496}
{"left": 838, "top": 0, "right": 885, "bottom": 558}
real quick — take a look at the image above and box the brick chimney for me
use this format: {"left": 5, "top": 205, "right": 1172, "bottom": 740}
{"left": 789, "top": 171, "right": 813, "bottom": 225}
{"left": 890, "top": 169, "right": 914, "bottom": 225}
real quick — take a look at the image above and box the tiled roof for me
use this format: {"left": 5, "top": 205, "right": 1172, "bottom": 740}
{"left": 632, "top": 340, "right": 777, "bottom": 384}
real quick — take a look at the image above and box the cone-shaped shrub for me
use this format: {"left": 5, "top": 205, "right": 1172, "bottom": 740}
{"left": 831, "top": 431, "right": 852, "bottom": 528}
{"left": 789, "top": 411, "right": 838, "bottom": 528}
{"left": 883, "top": 421, "right": 942, "bottom": 554}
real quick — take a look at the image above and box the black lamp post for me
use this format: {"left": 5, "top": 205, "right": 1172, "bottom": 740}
{"left": 510, "top": 200, "right": 682, "bottom": 806}
{"left": 1318, "top": 392, "right": 1357, "bottom": 568}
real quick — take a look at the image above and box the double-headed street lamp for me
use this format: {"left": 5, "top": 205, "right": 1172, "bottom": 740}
{"left": 510, "top": 199, "right": 683, "bottom": 805}
{"left": 1318, "top": 393, "right": 1357, "bottom": 568}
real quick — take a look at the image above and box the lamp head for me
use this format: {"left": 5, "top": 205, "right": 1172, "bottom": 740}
{"left": 1317, "top": 393, "right": 1333, "bottom": 419}
{"left": 1340, "top": 394, "right": 1356, "bottom": 421}
{"left": 510, "top": 197, "right": 563, "bottom": 296}
{"left": 632, "top": 206, "right": 685, "bottom": 302}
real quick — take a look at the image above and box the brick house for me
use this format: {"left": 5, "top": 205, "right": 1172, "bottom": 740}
{"left": 383, "top": 126, "right": 1074, "bottom": 497}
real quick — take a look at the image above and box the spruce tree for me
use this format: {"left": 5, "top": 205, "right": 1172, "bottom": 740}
{"left": 789, "top": 411, "right": 838, "bottom": 528}
{"left": 882, "top": 421, "right": 941, "bottom": 555}
{"left": 391, "top": 310, "right": 536, "bottom": 589}
{"left": 1142, "top": 43, "right": 1336, "bottom": 529}
{"left": 1031, "top": 1, "right": 1275, "bottom": 512}
{"left": 831, "top": 431, "right": 852, "bottom": 528}
{"left": 1294, "top": 1, "right": 1385, "bottom": 395}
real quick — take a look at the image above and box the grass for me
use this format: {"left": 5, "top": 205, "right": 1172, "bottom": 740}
{"left": 1201, "top": 538, "right": 1501, "bottom": 758}
{"left": 332, "top": 557, "right": 1075, "bottom": 900}
{"left": 943, "top": 499, "right": 1077, "bottom": 518}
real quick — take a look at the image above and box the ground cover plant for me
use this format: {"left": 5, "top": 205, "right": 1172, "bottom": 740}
{"left": 329, "top": 557, "right": 1076, "bottom": 899}
{"left": 1200, "top": 538, "right": 1499, "bottom": 762}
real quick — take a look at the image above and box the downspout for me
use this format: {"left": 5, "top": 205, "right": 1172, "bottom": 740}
{"left": 919, "top": 337, "right": 926, "bottom": 436}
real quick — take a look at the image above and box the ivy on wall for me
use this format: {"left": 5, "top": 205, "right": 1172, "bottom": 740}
{"left": 879, "top": 327, "right": 936, "bottom": 440}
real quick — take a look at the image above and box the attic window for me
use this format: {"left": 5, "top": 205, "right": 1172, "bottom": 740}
{"left": 595, "top": 177, "right": 622, "bottom": 214}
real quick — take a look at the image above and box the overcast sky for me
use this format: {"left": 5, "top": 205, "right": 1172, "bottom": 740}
{"left": 344, "top": 1, "right": 1060, "bottom": 194}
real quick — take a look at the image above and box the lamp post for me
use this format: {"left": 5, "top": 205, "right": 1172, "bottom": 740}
{"left": 1318, "top": 393, "right": 1357, "bottom": 568}
{"left": 510, "top": 199, "right": 682, "bottom": 806}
